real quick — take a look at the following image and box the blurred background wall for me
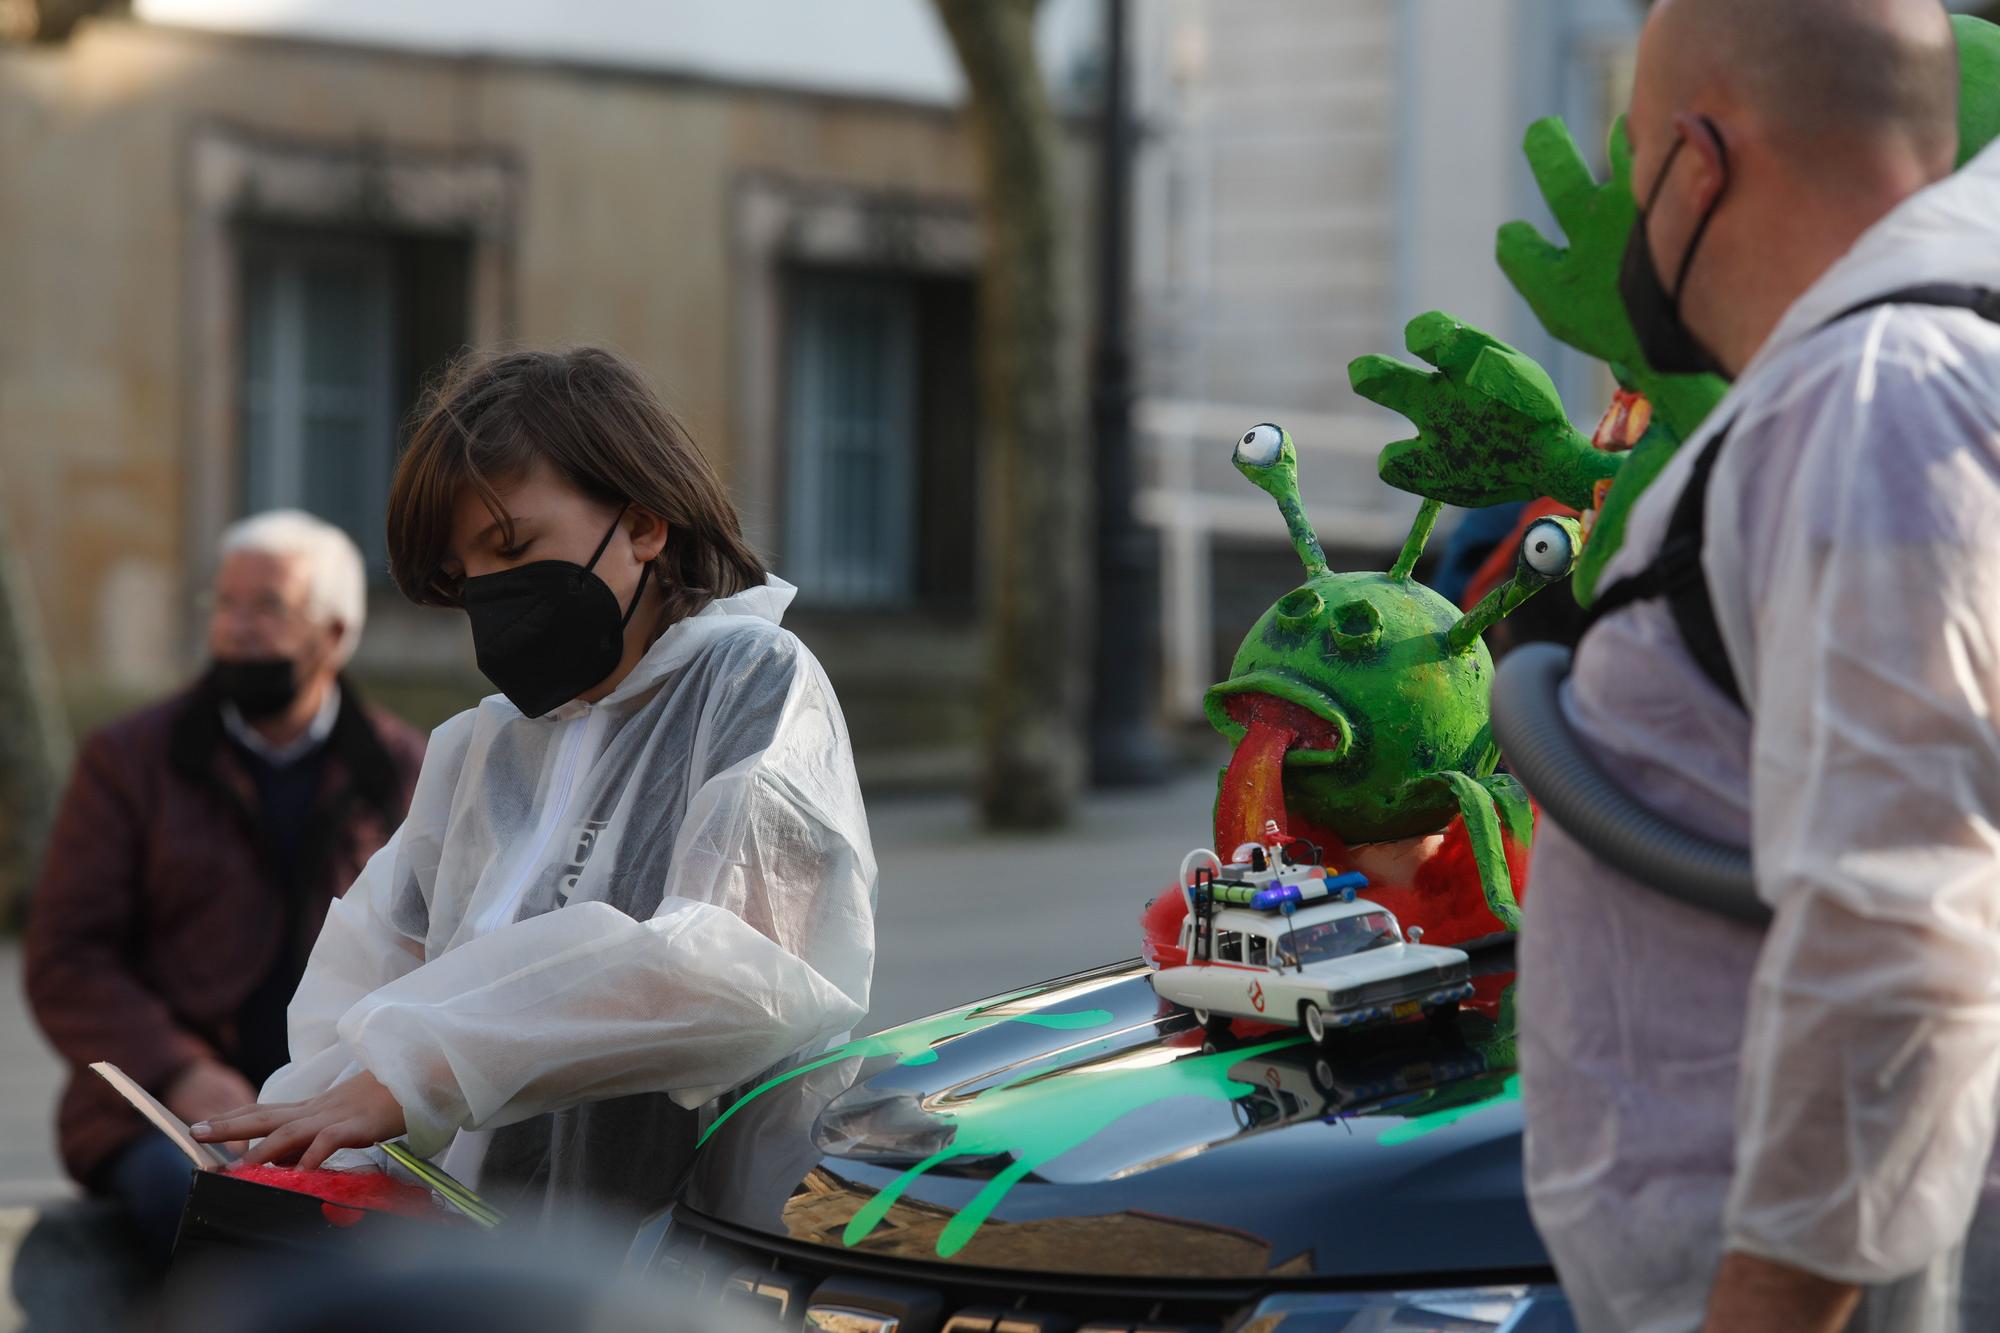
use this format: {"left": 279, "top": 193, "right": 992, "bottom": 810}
{"left": 0, "top": 0, "right": 1102, "bottom": 790}
{"left": 61, "top": 0, "right": 2000, "bottom": 793}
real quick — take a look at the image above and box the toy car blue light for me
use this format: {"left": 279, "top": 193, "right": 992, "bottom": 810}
{"left": 1249, "top": 873, "right": 1367, "bottom": 912}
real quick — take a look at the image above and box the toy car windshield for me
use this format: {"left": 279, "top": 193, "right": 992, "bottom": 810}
{"left": 1282, "top": 911, "right": 1399, "bottom": 965}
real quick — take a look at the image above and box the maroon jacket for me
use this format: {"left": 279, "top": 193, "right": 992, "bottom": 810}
{"left": 24, "top": 677, "right": 425, "bottom": 1183}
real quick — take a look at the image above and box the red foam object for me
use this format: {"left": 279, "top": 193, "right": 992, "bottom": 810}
{"left": 1141, "top": 886, "right": 1193, "bottom": 968}
{"left": 1369, "top": 812, "right": 1534, "bottom": 947}
{"left": 222, "top": 1163, "right": 448, "bottom": 1227}
{"left": 1463, "top": 970, "right": 1512, "bottom": 1024}
{"left": 1140, "top": 809, "right": 1533, "bottom": 964}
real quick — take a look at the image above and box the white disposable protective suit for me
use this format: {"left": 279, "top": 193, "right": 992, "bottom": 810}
{"left": 259, "top": 577, "right": 876, "bottom": 1225}
{"left": 1522, "top": 138, "right": 2000, "bottom": 1332}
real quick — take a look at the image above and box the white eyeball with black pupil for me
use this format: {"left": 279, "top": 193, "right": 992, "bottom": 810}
{"left": 1522, "top": 518, "right": 1575, "bottom": 577}
{"left": 1237, "top": 423, "right": 1284, "bottom": 467}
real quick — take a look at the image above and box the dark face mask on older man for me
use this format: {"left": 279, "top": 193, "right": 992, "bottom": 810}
{"left": 211, "top": 657, "right": 304, "bottom": 720}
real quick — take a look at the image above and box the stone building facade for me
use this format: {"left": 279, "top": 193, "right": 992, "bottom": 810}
{"left": 1, "top": 10, "right": 1096, "bottom": 783}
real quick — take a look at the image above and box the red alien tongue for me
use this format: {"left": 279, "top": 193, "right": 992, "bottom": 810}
{"left": 1216, "top": 717, "right": 1294, "bottom": 852}
{"left": 1213, "top": 694, "right": 1347, "bottom": 853}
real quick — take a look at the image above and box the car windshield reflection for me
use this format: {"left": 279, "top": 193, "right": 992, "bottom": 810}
{"left": 1281, "top": 911, "right": 1399, "bottom": 965}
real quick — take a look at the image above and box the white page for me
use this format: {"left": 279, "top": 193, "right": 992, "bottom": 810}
{"left": 89, "top": 1062, "right": 235, "bottom": 1171}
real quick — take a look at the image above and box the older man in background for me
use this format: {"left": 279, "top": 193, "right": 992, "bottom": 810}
{"left": 24, "top": 510, "right": 425, "bottom": 1261}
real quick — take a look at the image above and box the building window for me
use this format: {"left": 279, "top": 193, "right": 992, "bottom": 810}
{"left": 781, "top": 268, "right": 978, "bottom": 612}
{"left": 238, "top": 229, "right": 470, "bottom": 575}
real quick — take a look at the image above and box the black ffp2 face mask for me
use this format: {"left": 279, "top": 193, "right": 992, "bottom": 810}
{"left": 461, "top": 508, "right": 651, "bottom": 718}
{"left": 1618, "top": 121, "right": 1733, "bottom": 380}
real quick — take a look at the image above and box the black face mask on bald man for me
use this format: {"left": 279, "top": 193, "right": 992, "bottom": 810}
{"left": 461, "top": 507, "right": 651, "bottom": 719}
{"left": 1619, "top": 118, "right": 1734, "bottom": 381}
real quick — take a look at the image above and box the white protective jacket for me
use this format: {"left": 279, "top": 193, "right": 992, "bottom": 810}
{"left": 260, "top": 577, "right": 876, "bottom": 1225}
{"left": 1522, "top": 139, "right": 2000, "bottom": 1332}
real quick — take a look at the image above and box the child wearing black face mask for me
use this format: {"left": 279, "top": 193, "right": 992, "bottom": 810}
{"left": 193, "top": 347, "right": 878, "bottom": 1228}
{"left": 456, "top": 504, "right": 649, "bottom": 720}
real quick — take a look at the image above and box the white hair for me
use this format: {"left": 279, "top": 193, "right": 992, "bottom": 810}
{"left": 218, "top": 509, "right": 368, "bottom": 665}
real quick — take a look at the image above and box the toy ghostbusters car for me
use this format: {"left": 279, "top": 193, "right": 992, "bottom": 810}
{"left": 1149, "top": 828, "right": 1475, "bottom": 1042}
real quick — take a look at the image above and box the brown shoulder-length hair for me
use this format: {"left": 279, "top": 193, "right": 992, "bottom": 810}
{"left": 388, "top": 346, "right": 766, "bottom": 631}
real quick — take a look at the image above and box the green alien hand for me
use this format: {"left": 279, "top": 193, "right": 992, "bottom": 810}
{"left": 1351, "top": 311, "right": 1617, "bottom": 512}
{"left": 1495, "top": 116, "right": 1726, "bottom": 442}
{"left": 1495, "top": 117, "right": 1641, "bottom": 376}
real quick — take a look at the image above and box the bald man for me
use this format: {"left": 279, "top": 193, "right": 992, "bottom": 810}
{"left": 1517, "top": 1, "right": 2000, "bottom": 1331}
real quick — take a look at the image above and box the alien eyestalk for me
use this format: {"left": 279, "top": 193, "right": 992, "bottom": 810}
{"left": 1204, "top": 424, "right": 1579, "bottom": 945}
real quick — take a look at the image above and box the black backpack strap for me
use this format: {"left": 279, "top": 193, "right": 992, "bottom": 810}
{"left": 1586, "top": 425, "right": 1743, "bottom": 706}
{"left": 1583, "top": 283, "right": 2000, "bottom": 713}
{"left": 1830, "top": 282, "right": 2000, "bottom": 326}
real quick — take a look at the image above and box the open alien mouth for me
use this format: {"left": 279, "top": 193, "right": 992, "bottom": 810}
{"left": 1213, "top": 688, "right": 1349, "bottom": 853}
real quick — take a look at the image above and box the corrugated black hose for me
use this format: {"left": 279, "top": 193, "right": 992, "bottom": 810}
{"left": 1490, "top": 642, "right": 1770, "bottom": 926}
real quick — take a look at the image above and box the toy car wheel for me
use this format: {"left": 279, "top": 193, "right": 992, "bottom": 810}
{"left": 1314, "top": 1057, "right": 1336, "bottom": 1089}
{"left": 1300, "top": 1001, "right": 1327, "bottom": 1044}
{"left": 1193, "top": 1008, "right": 1232, "bottom": 1038}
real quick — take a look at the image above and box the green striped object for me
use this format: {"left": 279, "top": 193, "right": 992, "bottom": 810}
{"left": 380, "top": 1139, "right": 505, "bottom": 1229}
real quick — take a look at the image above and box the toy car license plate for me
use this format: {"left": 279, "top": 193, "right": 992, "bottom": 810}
{"left": 1392, "top": 1000, "right": 1421, "bottom": 1020}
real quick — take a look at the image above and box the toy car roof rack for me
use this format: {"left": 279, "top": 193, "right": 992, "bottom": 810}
{"left": 1187, "top": 862, "right": 1371, "bottom": 940}
{"left": 1197, "top": 869, "right": 1368, "bottom": 913}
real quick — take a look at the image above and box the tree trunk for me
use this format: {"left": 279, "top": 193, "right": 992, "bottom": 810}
{"left": 0, "top": 476, "right": 68, "bottom": 925}
{"left": 934, "top": 0, "right": 1089, "bottom": 829}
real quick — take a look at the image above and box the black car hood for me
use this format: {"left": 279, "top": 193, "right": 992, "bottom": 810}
{"left": 678, "top": 950, "right": 1538, "bottom": 1281}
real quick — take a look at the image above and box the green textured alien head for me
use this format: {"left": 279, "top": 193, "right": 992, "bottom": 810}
{"left": 1203, "top": 424, "right": 1576, "bottom": 843}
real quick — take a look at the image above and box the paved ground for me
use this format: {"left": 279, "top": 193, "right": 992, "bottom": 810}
{"left": 0, "top": 768, "right": 1220, "bottom": 1329}
{"left": 0, "top": 951, "right": 65, "bottom": 1208}
{"left": 863, "top": 770, "right": 1216, "bottom": 1029}
{"left": 0, "top": 934, "right": 71, "bottom": 1331}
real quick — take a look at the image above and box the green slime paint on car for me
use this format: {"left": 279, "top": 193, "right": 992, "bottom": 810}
{"left": 696, "top": 998, "right": 1118, "bottom": 1149}
{"left": 836, "top": 982, "right": 1527, "bottom": 1259}
{"left": 842, "top": 1036, "right": 1302, "bottom": 1258}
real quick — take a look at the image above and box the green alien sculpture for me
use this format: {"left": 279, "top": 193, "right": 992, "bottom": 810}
{"left": 1204, "top": 423, "right": 1578, "bottom": 945}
